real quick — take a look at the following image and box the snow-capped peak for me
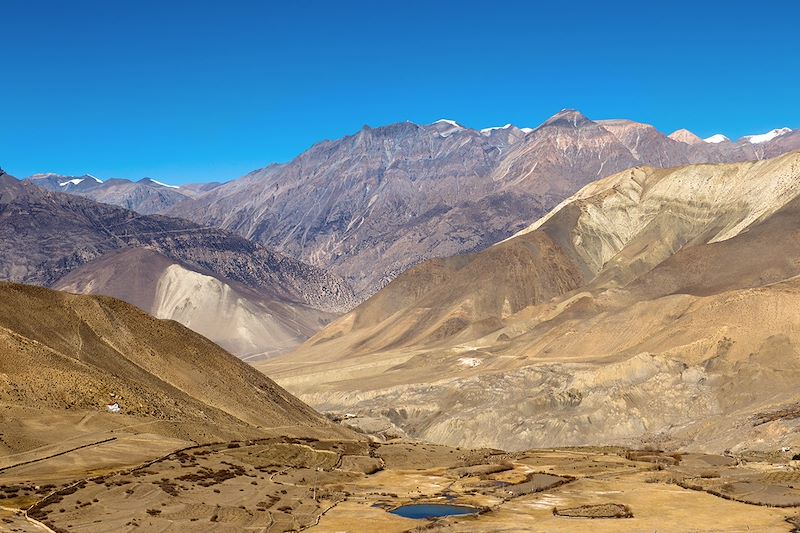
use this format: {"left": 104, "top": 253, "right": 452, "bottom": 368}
{"left": 432, "top": 119, "right": 462, "bottom": 128}
{"left": 480, "top": 123, "right": 513, "bottom": 133}
{"left": 703, "top": 134, "right": 730, "bottom": 144}
{"left": 742, "top": 127, "right": 792, "bottom": 144}
{"left": 59, "top": 178, "right": 85, "bottom": 187}
{"left": 85, "top": 174, "right": 103, "bottom": 183}
{"left": 520, "top": 127, "right": 534, "bottom": 134}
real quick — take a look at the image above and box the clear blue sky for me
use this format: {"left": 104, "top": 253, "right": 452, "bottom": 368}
{"left": 2, "top": 1, "right": 798, "bottom": 184}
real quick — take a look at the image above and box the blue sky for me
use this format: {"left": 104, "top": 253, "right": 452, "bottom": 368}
{"left": 1, "top": 1, "right": 798, "bottom": 184}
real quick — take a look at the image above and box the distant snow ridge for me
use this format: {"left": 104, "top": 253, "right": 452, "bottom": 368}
{"left": 148, "top": 179, "right": 180, "bottom": 189}
{"left": 433, "top": 119, "right": 462, "bottom": 128}
{"left": 480, "top": 124, "right": 534, "bottom": 134}
{"left": 59, "top": 178, "right": 85, "bottom": 186}
{"left": 704, "top": 134, "right": 730, "bottom": 144}
{"left": 743, "top": 128, "right": 792, "bottom": 144}
{"left": 480, "top": 124, "right": 513, "bottom": 133}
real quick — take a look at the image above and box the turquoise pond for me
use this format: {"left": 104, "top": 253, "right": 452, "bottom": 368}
{"left": 388, "top": 503, "right": 479, "bottom": 519}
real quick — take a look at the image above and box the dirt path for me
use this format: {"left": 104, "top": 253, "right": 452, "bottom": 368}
{"left": 0, "top": 505, "right": 56, "bottom": 532}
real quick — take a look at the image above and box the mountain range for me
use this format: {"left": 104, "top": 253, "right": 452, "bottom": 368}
{"left": 25, "top": 173, "right": 221, "bottom": 214}
{"left": 24, "top": 111, "right": 798, "bottom": 302}
{"left": 164, "top": 110, "right": 800, "bottom": 297}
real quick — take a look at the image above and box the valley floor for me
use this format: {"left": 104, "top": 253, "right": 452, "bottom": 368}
{"left": 2, "top": 406, "right": 800, "bottom": 532}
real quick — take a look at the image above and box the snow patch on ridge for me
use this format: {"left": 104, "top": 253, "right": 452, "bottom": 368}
{"left": 704, "top": 134, "right": 729, "bottom": 144}
{"left": 433, "top": 119, "right": 462, "bottom": 128}
{"left": 481, "top": 124, "right": 513, "bottom": 133}
{"left": 148, "top": 179, "right": 180, "bottom": 189}
{"left": 59, "top": 178, "right": 85, "bottom": 186}
{"left": 743, "top": 128, "right": 791, "bottom": 144}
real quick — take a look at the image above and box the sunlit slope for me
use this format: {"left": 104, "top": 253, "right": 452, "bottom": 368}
{"left": 0, "top": 282, "right": 351, "bottom": 443}
{"left": 258, "top": 151, "right": 800, "bottom": 451}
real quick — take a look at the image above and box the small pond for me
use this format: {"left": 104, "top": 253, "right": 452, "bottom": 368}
{"left": 389, "top": 503, "right": 479, "bottom": 519}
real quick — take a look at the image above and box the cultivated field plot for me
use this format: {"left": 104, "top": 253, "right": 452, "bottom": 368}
{"left": 3, "top": 436, "right": 800, "bottom": 532}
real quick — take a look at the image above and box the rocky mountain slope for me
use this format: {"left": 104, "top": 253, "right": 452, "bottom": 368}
{"left": 0, "top": 172, "right": 354, "bottom": 356}
{"left": 26, "top": 173, "right": 220, "bottom": 214}
{"left": 258, "top": 151, "right": 800, "bottom": 452}
{"left": 168, "top": 111, "right": 799, "bottom": 297}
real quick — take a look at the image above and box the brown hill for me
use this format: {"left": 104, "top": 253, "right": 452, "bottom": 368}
{"left": 0, "top": 172, "right": 353, "bottom": 312}
{"left": 0, "top": 282, "right": 350, "bottom": 445}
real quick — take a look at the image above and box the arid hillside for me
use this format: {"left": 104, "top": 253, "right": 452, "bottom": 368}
{"left": 259, "top": 151, "right": 800, "bottom": 452}
{"left": 1, "top": 291, "right": 795, "bottom": 531}
{"left": 0, "top": 282, "right": 351, "bottom": 445}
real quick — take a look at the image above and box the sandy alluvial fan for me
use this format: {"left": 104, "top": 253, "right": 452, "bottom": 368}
{"left": 260, "top": 151, "right": 800, "bottom": 452}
